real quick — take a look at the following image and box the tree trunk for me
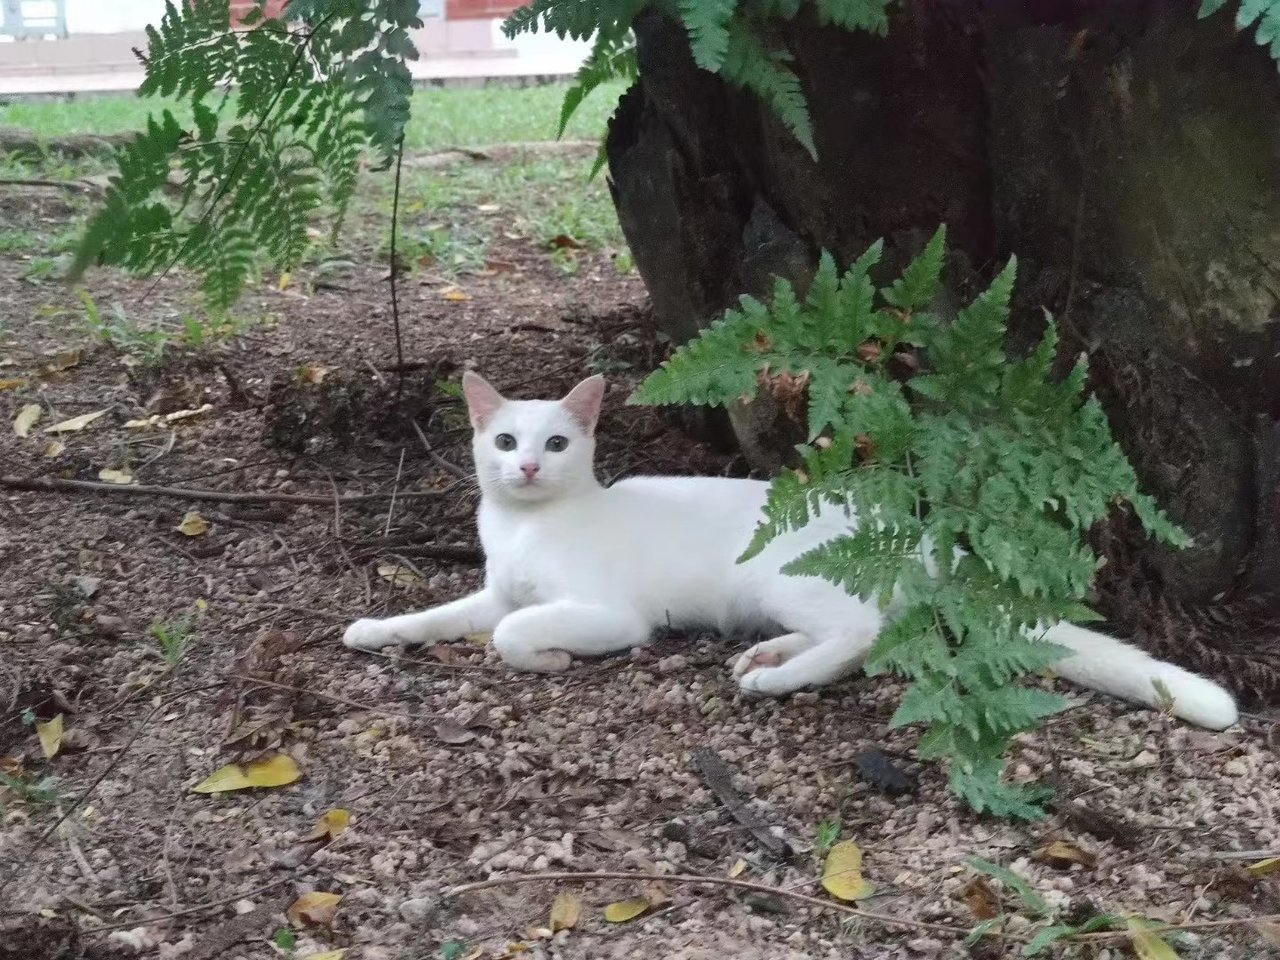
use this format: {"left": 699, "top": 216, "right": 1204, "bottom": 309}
{"left": 605, "top": 0, "right": 1280, "bottom": 702}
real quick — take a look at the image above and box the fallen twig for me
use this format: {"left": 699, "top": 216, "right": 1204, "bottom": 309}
{"left": 0, "top": 474, "right": 444, "bottom": 506}
{"left": 693, "top": 747, "right": 794, "bottom": 860}
{"left": 445, "top": 869, "right": 970, "bottom": 936}
{"left": 411, "top": 416, "right": 468, "bottom": 480}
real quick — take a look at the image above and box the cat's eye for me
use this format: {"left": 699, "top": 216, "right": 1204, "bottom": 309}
{"left": 545, "top": 435, "right": 569, "bottom": 453}
{"left": 494, "top": 433, "right": 517, "bottom": 451}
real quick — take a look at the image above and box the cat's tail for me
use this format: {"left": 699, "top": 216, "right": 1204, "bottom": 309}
{"left": 1041, "top": 622, "right": 1238, "bottom": 730}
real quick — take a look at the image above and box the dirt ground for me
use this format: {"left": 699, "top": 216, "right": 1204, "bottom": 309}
{"left": 1, "top": 157, "right": 1279, "bottom": 960}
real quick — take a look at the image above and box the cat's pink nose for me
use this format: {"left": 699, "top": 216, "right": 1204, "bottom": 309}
{"left": 520, "top": 462, "right": 540, "bottom": 479}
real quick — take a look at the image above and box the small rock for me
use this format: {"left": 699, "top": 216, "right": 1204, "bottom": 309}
{"left": 399, "top": 897, "right": 439, "bottom": 925}
{"left": 1224, "top": 758, "right": 1249, "bottom": 777}
{"left": 1128, "top": 749, "right": 1160, "bottom": 769}
{"left": 657, "top": 654, "right": 688, "bottom": 675}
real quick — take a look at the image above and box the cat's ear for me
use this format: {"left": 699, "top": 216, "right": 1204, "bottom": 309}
{"left": 560, "top": 375, "right": 606, "bottom": 434}
{"left": 462, "top": 371, "right": 505, "bottom": 430}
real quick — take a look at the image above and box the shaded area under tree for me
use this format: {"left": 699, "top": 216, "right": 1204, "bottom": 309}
{"left": 605, "top": 0, "right": 1280, "bottom": 702}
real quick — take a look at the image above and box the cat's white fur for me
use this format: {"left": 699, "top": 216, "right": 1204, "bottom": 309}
{"left": 343, "top": 373, "right": 1239, "bottom": 731}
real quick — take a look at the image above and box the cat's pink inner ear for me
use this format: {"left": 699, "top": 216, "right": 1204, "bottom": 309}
{"left": 462, "top": 371, "right": 504, "bottom": 429}
{"left": 561, "top": 375, "right": 606, "bottom": 433}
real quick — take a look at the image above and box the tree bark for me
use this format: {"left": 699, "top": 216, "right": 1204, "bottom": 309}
{"left": 605, "top": 0, "right": 1280, "bottom": 701}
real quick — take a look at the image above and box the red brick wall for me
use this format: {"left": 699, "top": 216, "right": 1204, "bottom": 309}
{"left": 446, "top": 0, "right": 523, "bottom": 19}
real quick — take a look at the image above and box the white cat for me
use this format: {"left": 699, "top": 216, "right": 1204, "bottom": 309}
{"left": 343, "top": 372, "right": 1238, "bottom": 731}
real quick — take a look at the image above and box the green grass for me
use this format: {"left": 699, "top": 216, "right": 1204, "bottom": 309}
{"left": 0, "top": 81, "right": 628, "bottom": 150}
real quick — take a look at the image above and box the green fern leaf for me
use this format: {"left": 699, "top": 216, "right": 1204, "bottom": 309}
{"left": 721, "top": 21, "right": 815, "bottom": 158}
{"left": 881, "top": 224, "right": 946, "bottom": 310}
{"left": 681, "top": 0, "right": 739, "bottom": 71}
{"left": 813, "top": 0, "right": 893, "bottom": 34}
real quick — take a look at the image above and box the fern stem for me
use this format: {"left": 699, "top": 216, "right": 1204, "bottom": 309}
{"left": 389, "top": 133, "right": 407, "bottom": 395}
{"left": 140, "top": 13, "right": 332, "bottom": 304}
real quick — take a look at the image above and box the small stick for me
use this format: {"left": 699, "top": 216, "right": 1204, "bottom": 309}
{"left": 230, "top": 674, "right": 439, "bottom": 721}
{"left": 0, "top": 475, "right": 442, "bottom": 506}
{"left": 693, "top": 747, "right": 793, "bottom": 860}
{"left": 445, "top": 870, "right": 970, "bottom": 937}
{"left": 84, "top": 877, "right": 294, "bottom": 935}
{"left": 1198, "top": 849, "right": 1280, "bottom": 860}
{"left": 411, "top": 416, "right": 468, "bottom": 480}
{"left": 384, "top": 448, "right": 406, "bottom": 537}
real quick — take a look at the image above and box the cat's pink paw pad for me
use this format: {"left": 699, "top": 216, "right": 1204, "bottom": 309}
{"left": 731, "top": 646, "right": 785, "bottom": 679}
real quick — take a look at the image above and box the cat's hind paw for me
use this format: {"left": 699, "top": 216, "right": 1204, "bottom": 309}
{"left": 343, "top": 618, "right": 395, "bottom": 651}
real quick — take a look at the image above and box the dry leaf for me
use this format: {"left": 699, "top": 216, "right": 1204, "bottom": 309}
{"left": 549, "top": 891, "right": 581, "bottom": 932}
{"left": 176, "top": 511, "right": 210, "bottom": 537}
{"left": 0, "top": 377, "right": 27, "bottom": 391}
{"left": 821, "top": 840, "right": 875, "bottom": 901}
{"left": 434, "top": 719, "right": 476, "bottom": 745}
{"left": 298, "top": 365, "right": 331, "bottom": 385}
{"left": 307, "top": 808, "right": 351, "bottom": 842}
{"left": 1127, "top": 917, "right": 1181, "bottom": 960}
{"left": 98, "top": 468, "right": 134, "bottom": 485}
{"left": 41, "top": 349, "right": 81, "bottom": 374}
{"left": 441, "top": 287, "right": 471, "bottom": 302}
{"left": 13, "top": 403, "right": 40, "bottom": 438}
{"left": 300, "top": 952, "right": 346, "bottom": 960}
{"left": 961, "top": 876, "right": 1000, "bottom": 920}
{"left": 1247, "top": 857, "right": 1280, "bottom": 878}
{"left": 36, "top": 714, "right": 64, "bottom": 759}
{"left": 191, "top": 754, "right": 302, "bottom": 793}
{"left": 123, "top": 415, "right": 161, "bottom": 429}
{"left": 45, "top": 409, "right": 107, "bottom": 433}
{"left": 603, "top": 898, "right": 650, "bottom": 923}
{"left": 277, "top": 271, "right": 293, "bottom": 291}
{"left": 476, "top": 203, "right": 501, "bottom": 213}
{"left": 43, "top": 440, "right": 65, "bottom": 458}
{"left": 549, "top": 234, "right": 584, "bottom": 250}
{"left": 287, "top": 891, "right": 341, "bottom": 927}
{"left": 728, "top": 858, "right": 748, "bottom": 879}
{"left": 463, "top": 632, "right": 491, "bottom": 646}
{"left": 164, "top": 403, "right": 212, "bottom": 423}
{"left": 1033, "top": 840, "right": 1097, "bottom": 870}
{"left": 1255, "top": 921, "right": 1280, "bottom": 947}
{"left": 377, "top": 562, "right": 422, "bottom": 586}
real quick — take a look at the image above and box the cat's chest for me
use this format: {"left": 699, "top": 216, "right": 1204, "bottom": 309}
{"left": 478, "top": 510, "right": 585, "bottom": 607}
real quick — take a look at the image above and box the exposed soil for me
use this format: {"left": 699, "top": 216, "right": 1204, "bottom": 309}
{"left": 1, "top": 159, "right": 1278, "bottom": 960}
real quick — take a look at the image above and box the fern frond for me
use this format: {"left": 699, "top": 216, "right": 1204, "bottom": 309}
{"left": 813, "top": 0, "right": 893, "bottom": 34}
{"left": 680, "top": 0, "right": 740, "bottom": 71}
{"left": 559, "top": 30, "right": 637, "bottom": 138}
{"left": 720, "top": 20, "right": 815, "bottom": 157}
{"left": 1200, "top": 0, "right": 1280, "bottom": 64}
{"left": 881, "top": 224, "right": 946, "bottom": 311}
{"left": 783, "top": 525, "right": 925, "bottom": 603}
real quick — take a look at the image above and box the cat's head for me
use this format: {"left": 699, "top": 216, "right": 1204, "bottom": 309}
{"left": 462, "top": 371, "right": 604, "bottom": 504}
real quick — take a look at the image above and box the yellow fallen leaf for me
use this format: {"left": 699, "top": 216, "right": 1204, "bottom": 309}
{"left": 287, "top": 891, "right": 341, "bottom": 927}
{"left": 1127, "top": 917, "right": 1181, "bottom": 960}
{"left": 463, "top": 632, "right": 491, "bottom": 646}
{"left": 98, "top": 468, "right": 135, "bottom": 485}
{"left": 1033, "top": 840, "right": 1097, "bottom": 869}
{"left": 0, "top": 377, "right": 27, "bottom": 391}
{"left": 36, "top": 715, "right": 64, "bottom": 759}
{"left": 45, "top": 409, "right": 107, "bottom": 433}
{"left": 377, "top": 562, "right": 422, "bottom": 586}
{"left": 1247, "top": 857, "right": 1280, "bottom": 878}
{"left": 307, "top": 808, "right": 351, "bottom": 842}
{"left": 301, "top": 952, "right": 345, "bottom": 960}
{"left": 821, "top": 840, "right": 875, "bottom": 902}
{"left": 176, "top": 511, "right": 210, "bottom": 537}
{"left": 278, "top": 271, "right": 293, "bottom": 291}
{"left": 549, "top": 891, "right": 581, "bottom": 932}
{"left": 13, "top": 403, "right": 40, "bottom": 438}
{"left": 43, "top": 440, "right": 65, "bottom": 458}
{"left": 123, "top": 415, "right": 161, "bottom": 429}
{"left": 299, "top": 365, "right": 331, "bottom": 385}
{"left": 191, "top": 754, "right": 302, "bottom": 793}
{"left": 441, "top": 286, "right": 471, "bottom": 302}
{"left": 165, "top": 403, "right": 213, "bottom": 423}
{"left": 195, "top": 598, "right": 208, "bottom": 611}
{"left": 727, "top": 858, "right": 748, "bottom": 879}
{"left": 603, "top": 897, "right": 650, "bottom": 923}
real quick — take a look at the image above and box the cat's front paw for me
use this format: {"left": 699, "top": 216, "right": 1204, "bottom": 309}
{"left": 731, "top": 643, "right": 787, "bottom": 679}
{"left": 737, "top": 666, "right": 797, "bottom": 698}
{"left": 343, "top": 618, "right": 394, "bottom": 651}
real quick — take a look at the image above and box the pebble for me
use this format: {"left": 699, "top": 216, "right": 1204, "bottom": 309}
{"left": 1224, "top": 758, "right": 1249, "bottom": 777}
{"left": 398, "top": 897, "right": 439, "bottom": 925}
